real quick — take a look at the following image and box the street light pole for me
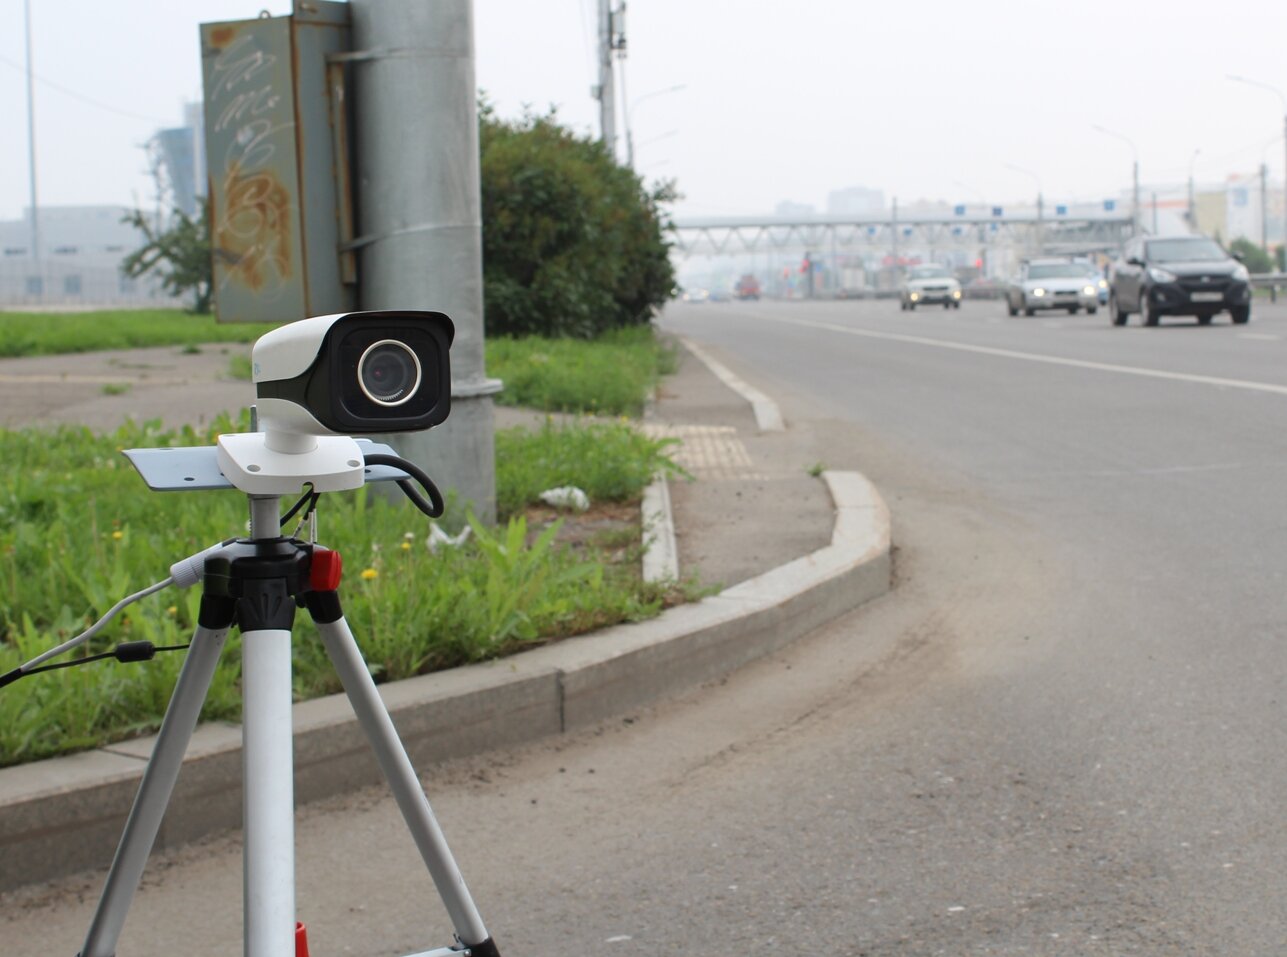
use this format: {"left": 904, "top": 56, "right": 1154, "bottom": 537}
{"left": 1093, "top": 124, "right": 1140, "bottom": 235}
{"left": 1188, "top": 149, "right": 1201, "bottom": 230}
{"left": 1228, "top": 74, "right": 1287, "bottom": 262}
{"left": 23, "top": 0, "right": 39, "bottom": 268}
{"left": 626, "top": 83, "right": 685, "bottom": 170}
{"left": 1005, "top": 163, "right": 1043, "bottom": 255}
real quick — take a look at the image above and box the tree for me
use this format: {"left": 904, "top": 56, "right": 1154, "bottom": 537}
{"left": 120, "top": 204, "right": 214, "bottom": 314}
{"left": 1229, "top": 236, "right": 1273, "bottom": 274}
{"left": 479, "top": 104, "right": 677, "bottom": 338}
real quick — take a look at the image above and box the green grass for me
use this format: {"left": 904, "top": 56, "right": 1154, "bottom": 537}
{"left": 0, "top": 309, "right": 275, "bottom": 358}
{"left": 486, "top": 326, "right": 677, "bottom": 417}
{"left": 496, "top": 420, "right": 684, "bottom": 519}
{"left": 0, "top": 412, "right": 688, "bottom": 768}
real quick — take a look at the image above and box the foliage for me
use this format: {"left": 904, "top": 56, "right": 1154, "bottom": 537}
{"left": 1230, "top": 237, "right": 1274, "bottom": 274}
{"left": 120, "top": 205, "right": 215, "bottom": 314}
{"left": 479, "top": 103, "right": 678, "bottom": 338}
{"left": 0, "top": 414, "right": 685, "bottom": 767}
{"left": 486, "top": 326, "right": 677, "bottom": 417}
{"left": 0, "top": 309, "right": 274, "bottom": 358}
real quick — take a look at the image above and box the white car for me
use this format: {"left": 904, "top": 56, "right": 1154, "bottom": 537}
{"left": 899, "top": 264, "right": 962, "bottom": 310}
{"left": 1006, "top": 259, "right": 1099, "bottom": 316}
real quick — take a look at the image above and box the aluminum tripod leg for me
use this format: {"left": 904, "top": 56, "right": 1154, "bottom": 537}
{"left": 308, "top": 603, "right": 495, "bottom": 952}
{"left": 241, "top": 626, "right": 296, "bottom": 957}
{"left": 80, "top": 620, "right": 233, "bottom": 957}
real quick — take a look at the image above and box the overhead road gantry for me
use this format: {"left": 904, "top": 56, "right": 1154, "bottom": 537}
{"left": 668, "top": 209, "right": 1136, "bottom": 260}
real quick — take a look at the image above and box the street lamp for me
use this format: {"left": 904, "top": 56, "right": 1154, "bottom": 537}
{"left": 626, "top": 83, "right": 686, "bottom": 170}
{"left": 1227, "top": 74, "right": 1287, "bottom": 261}
{"left": 1004, "top": 163, "right": 1044, "bottom": 254}
{"left": 1092, "top": 124, "right": 1141, "bottom": 235}
{"left": 1188, "top": 149, "right": 1201, "bottom": 230}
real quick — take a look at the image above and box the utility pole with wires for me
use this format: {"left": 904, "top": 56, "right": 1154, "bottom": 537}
{"left": 595, "top": 0, "right": 626, "bottom": 155}
{"left": 23, "top": 0, "right": 40, "bottom": 267}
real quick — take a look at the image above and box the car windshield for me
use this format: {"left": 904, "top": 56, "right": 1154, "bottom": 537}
{"left": 909, "top": 266, "right": 950, "bottom": 279}
{"left": 1146, "top": 238, "right": 1228, "bottom": 263}
{"left": 1027, "top": 263, "right": 1085, "bottom": 279}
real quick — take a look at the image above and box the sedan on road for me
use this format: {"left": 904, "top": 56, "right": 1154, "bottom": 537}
{"left": 1108, "top": 234, "right": 1251, "bottom": 326}
{"left": 1006, "top": 259, "right": 1100, "bottom": 316}
{"left": 899, "top": 264, "right": 962, "bottom": 310}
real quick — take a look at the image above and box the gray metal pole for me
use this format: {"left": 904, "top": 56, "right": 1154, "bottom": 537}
{"left": 350, "top": 0, "right": 501, "bottom": 524}
{"left": 1035, "top": 191, "right": 1044, "bottom": 255}
{"left": 598, "top": 0, "right": 616, "bottom": 150}
{"left": 1262, "top": 163, "right": 1270, "bottom": 253}
{"left": 23, "top": 0, "right": 39, "bottom": 268}
{"left": 1132, "top": 159, "right": 1140, "bottom": 235}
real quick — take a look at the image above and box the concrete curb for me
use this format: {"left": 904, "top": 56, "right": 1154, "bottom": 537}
{"left": 678, "top": 336, "right": 786, "bottom": 432}
{"left": 0, "top": 471, "right": 890, "bottom": 893}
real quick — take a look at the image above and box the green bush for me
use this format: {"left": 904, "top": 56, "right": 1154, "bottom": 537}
{"left": 480, "top": 104, "right": 677, "bottom": 338}
{"left": 1230, "top": 237, "right": 1273, "bottom": 274}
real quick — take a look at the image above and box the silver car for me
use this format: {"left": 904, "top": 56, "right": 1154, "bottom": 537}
{"left": 899, "top": 264, "right": 962, "bottom": 310}
{"left": 1006, "top": 259, "right": 1100, "bottom": 316}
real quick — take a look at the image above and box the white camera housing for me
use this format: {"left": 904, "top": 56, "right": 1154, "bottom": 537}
{"left": 216, "top": 310, "right": 454, "bottom": 495}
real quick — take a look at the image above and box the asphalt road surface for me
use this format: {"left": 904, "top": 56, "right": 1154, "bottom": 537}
{"left": 8, "top": 296, "right": 1287, "bottom": 955}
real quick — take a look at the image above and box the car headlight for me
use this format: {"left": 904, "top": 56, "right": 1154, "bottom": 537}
{"left": 1233, "top": 264, "right": 1250, "bottom": 281}
{"left": 1147, "top": 266, "right": 1177, "bottom": 283}
{"left": 909, "top": 291, "right": 920, "bottom": 301}
{"left": 1083, "top": 285, "right": 1097, "bottom": 296}
{"left": 1032, "top": 287, "right": 1046, "bottom": 297}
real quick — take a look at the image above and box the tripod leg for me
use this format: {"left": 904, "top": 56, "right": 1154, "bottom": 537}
{"left": 241, "top": 625, "right": 297, "bottom": 957}
{"left": 306, "top": 595, "right": 497, "bottom": 955}
{"left": 81, "top": 607, "right": 234, "bottom": 957}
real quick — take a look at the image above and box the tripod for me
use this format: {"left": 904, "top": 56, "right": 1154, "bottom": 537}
{"left": 79, "top": 484, "right": 500, "bottom": 957}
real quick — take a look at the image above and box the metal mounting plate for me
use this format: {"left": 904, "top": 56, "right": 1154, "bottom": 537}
{"left": 122, "top": 439, "right": 409, "bottom": 492}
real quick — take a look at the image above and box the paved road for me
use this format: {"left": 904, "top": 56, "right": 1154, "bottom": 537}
{"left": 7, "top": 297, "right": 1287, "bottom": 954}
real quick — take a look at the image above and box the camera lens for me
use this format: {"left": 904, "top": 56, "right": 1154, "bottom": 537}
{"left": 358, "top": 339, "right": 422, "bottom": 406}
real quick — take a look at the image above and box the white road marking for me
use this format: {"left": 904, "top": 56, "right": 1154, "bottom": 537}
{"left": 750, "top": 313, "right": 1287, "bottom": 398}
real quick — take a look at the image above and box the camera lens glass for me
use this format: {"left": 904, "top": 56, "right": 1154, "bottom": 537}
{"left": 358, "top": 339, "right": 422, "bottom": 406}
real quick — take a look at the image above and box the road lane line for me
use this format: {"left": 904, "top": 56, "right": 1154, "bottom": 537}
{"left": 749, "top": 313, "right": 1287, "bottom": 398}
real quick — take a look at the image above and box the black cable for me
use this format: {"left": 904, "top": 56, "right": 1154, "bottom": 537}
{"left": 5, "top": 641, "right": 190, "bottom": 683}
{"left": 281, "top": 487, "right": 319, "bottom": 525}
{"left": 363, "top": 454, "right": 445, "bottom": 517}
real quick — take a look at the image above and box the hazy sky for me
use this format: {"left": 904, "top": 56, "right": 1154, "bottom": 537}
{"left": 3, "top": 0, "right": 1287, "bottom": 223}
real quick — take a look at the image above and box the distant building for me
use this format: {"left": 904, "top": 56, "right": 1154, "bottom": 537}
{"left": 0, "top": 206, "right": 177, "bottom": 308}
{"left": 0, "top": 102, "right": 205, "bottom": 308}
{"left": 774, "top": 200, "right": 817, "bottom": 219}
{"left": 1192, "top": 173, "right": 1284, "bottom": 251}
{"left": 149, "top": 102, "right": 206, "bottom": 219}
{"left": 827, "top": 186, "right": 884, "bottom": 216}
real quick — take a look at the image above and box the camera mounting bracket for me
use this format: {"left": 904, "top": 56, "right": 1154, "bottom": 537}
{"left": 216, "top": 432, "right": 366, "bottom": 495}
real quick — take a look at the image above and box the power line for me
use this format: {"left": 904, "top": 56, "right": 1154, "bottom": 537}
{"left": 0, "top": 52, "right": 173, "bottom": 125}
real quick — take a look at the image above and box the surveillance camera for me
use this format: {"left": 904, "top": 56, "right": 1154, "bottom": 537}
{"left": 252, "top": 310, "right": 454, "bottom": 449}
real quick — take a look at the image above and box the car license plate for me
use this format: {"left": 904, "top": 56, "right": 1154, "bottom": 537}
{"left": 1191, "top": 291, "right": 1223, "bottom": 302}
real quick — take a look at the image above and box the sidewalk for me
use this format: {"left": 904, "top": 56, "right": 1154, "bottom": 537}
{"left": 0, "top": 335, "right": 891, "bottom": 892}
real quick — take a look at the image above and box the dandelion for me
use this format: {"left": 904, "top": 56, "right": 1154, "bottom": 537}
{"left": 400, "top": 541, "right": 412, "bottom": 551}
{"left": 111, "top": 530, "right": 124, "bottom": 541}
{"left": 166, "top": 606, "right": 178, "bottom": 616}
{"left": 360, "top": 568, "right": 379, "bottom": 581}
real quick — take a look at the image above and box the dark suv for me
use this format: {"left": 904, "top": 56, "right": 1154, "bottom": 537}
{"left": 1109, "top": 235, "right": 1251, "bottom": 326}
